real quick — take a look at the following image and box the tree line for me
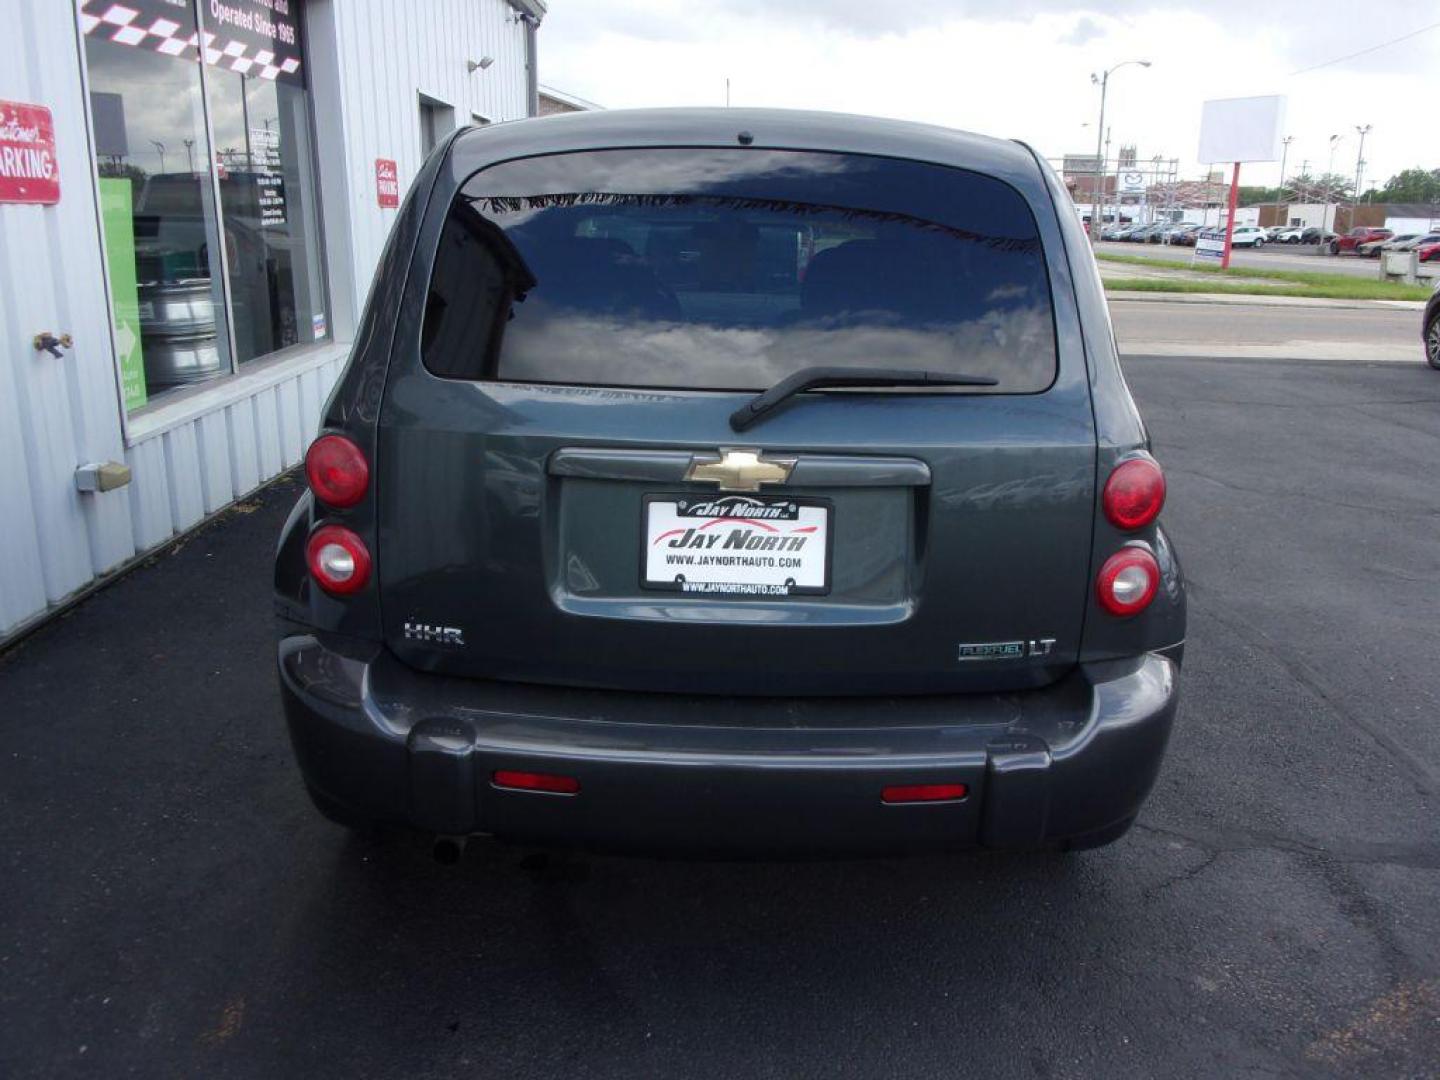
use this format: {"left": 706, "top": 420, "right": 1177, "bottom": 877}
{"left": 1240, "top": 166, "right": 1440, "bottom": 206}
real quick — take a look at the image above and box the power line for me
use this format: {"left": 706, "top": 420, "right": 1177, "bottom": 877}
{"left": 1288, "top": 18, "right": 1440, "bottom": 76}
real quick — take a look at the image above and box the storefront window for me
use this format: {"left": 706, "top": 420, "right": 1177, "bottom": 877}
{"left": 85, "top": 2, "right": 231, "bottom": 410}
{"left": 82, "top": 0, "right": 327, "bottom": 412}
{"left": 205, "top": 40, "right": 327, "bottom": 361}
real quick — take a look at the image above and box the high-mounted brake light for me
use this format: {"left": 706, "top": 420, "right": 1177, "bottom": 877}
{"left": 305, "top": 434, "right": 369, "bottom": 508}
{"left": 1096, "top": 547, "right": 1160, "bottom": 617}
{"left": 1103, "top": 457, "right": 1166, "bottom": 531}
{"left": 306, "top": 525, "right": 372, "bottom": 596}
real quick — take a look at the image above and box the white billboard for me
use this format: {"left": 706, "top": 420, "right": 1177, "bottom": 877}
{"left": 1197, "top": 95, "right": 1287, "bottom": 164}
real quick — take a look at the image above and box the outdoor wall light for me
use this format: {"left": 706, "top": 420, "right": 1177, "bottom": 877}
{"left": 467, "top": 56, "right": 495, "bottom": 73}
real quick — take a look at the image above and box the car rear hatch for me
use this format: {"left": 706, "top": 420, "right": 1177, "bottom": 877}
{"left": 376, "top": 144, "right": 1096, "bottom": 696}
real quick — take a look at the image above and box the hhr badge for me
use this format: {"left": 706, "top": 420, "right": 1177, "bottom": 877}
{"left": 684, "top": 448, "right": 796, "bottom": 492}
{"left": 404, "top": 621, "right": 465, "bottom": 646}
{"left": 957, "top": 639, "right": 1056, "bottom": 661}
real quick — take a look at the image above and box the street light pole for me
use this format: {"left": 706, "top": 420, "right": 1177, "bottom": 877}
{"left": 1088, "top": 59, "right": 1150, "bottom": 242}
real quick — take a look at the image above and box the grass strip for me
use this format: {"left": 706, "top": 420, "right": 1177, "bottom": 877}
{"left": 1098, "top": 254, "right": 1433, "bottom": 300}
{"left": 1104, "top": 277, "right": 1432, "bottom": 301}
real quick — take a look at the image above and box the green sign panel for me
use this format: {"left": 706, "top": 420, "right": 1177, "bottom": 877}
{"left": 99, "top": 177, "right": 146, "bottom": 411}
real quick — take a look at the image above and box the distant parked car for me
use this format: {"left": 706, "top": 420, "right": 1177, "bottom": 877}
{"left": 1153, "top": 222, "right": 1193, "bottom": 244}
{"left": 1417, "top": 239, "right": 1440, "bottom": 263}
{"left": 1389, "top": 233, "right": 1440, "bottom": 252}
{"left": 1359, "top": 234, "right": 1418, "bottom": 257}
{"left": 1298, "top": 227, "right": 1336, "bottom": 245}
{"left": 1230, "top": 226, "right": 1267, "bottom": 248}
{"left": 1171, "top": 224, "right": 1204, "bottom": 246}
{"left": 1425, "top": 280, "right": 1440, "bottom": 370}
{"left": 1330, "top": 227, "right": 1392, "bottom": 255}
{"left": 1274, "top": 227, "right": 1307, "bottom": 243}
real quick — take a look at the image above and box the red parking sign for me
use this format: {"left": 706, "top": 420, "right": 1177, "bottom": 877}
{"left": 0, "top": 101, "right": 59, "bottom": 205}
{"left": 375, "top": 158, "right": 399, "bottom": 208}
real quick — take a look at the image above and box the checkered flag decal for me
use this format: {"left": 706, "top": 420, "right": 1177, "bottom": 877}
{"left": 80, "top": 2, "right": 302, "bottom": 82}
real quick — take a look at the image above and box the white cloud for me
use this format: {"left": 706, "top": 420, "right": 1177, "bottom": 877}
{"left": 539, "top": 2, "right": 1440, "bottom": 191}
{"left": 1059, "top": 16, "right": 1105, "bottom": 47}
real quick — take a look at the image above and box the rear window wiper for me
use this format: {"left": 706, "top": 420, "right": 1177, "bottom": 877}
{"left": 729, "top": 366, "right": 999, "bottom": 432}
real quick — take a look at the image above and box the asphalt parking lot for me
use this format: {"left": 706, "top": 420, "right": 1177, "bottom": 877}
{"left": 3, "top": 355, "right": 1439, "bottom": 1078}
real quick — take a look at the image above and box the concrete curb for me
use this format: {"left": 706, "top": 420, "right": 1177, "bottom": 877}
{"left": 1107, "top": 291, "right": 1428, "bottom": 312}
{"left": 1118, "top": 342, "right": 1422, "bottom": 364}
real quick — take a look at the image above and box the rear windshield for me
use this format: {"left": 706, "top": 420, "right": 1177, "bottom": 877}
{"left": 422, "top": 148, "right": 1055, "bottom": 392}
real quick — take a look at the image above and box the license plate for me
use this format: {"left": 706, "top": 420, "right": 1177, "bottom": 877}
{"left": 642, "top": 494, "right": 831, "bottom": 596}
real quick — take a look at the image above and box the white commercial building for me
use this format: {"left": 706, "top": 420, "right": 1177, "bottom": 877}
{"left": 0, "top": 0, "right": 544, "bottom": 643}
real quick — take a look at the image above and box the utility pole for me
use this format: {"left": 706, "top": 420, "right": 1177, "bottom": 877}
{"left": 1325, "top": 135, "right": 1342, "bottom": 232}
{"left": 1274, "top": 135, "right": 1292, "bottom": 227}
{"left": 1353, "top": 124, "right": 1371, "bottom": 217}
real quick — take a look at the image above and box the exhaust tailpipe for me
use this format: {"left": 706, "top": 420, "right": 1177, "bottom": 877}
{"left": 432, "top": 835, "right": 467, "bottom": 865}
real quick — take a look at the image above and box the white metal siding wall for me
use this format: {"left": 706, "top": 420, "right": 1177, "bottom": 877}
{"left": 0, "top": 0, "right": 132, "bottom": 637}
{"left": 0, "top": 0, "right": 532, "bottom": 642}
{"left": 120, "top": 350, "right": 348, "bottom": 558}
{"left": 324, "top": 0, "right": 529, "bottom": 320}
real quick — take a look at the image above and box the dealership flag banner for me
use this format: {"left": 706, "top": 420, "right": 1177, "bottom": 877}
{"left": 80, "top": 0, "right": 305, "bottom": 86}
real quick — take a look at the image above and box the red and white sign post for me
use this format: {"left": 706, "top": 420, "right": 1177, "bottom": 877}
{"left": 375, "top": 158, "right": 400, "bottom": 208}
{"left": 1197, "top": 95, "right": 1287, "bottom": 271}
{"left": 1220, "top": 162, "right": 1242, "bottom": 269}
{"left": 0, "top": 101, "right": 60, "bottom": 205}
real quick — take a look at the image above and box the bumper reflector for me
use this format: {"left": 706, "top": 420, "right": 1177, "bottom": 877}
{"left": 492, "top": 770, "right": 581, "bottom": 795}
{"left": 882, "top": 783, "right": 969, "bottom": 804}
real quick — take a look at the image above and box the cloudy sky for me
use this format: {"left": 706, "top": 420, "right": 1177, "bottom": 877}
{"left": 538, "top": 1, "right": 1440, "bottom": 191}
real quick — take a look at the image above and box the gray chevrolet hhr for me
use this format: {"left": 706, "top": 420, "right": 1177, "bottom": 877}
{"left": 276, "top": 108, "right": 1185, "bottom": 858}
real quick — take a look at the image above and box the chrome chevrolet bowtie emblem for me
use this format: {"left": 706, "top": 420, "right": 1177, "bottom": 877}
{"left": 684, "top": 448, "right": 796, "bottom": 492}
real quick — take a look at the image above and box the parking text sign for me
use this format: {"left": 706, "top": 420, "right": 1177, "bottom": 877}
{"left": 0, "top": 101, "right": 60, "bottom": 205}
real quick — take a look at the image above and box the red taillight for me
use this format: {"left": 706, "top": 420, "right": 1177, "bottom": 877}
{"left": 306, "top": 525, "right": 372, "bottom": 596}
{"left": 1103, "top": 457, "right": 1166, "bottom": 530}
{"left": 1096, "top": 547, "right": 1160, "bottom": 617}
{"left": 492, "top": 770, "right": 581, "bottom": 795}
{"left": 305, "top": 434, "right": 369, "bottom": 508}
{"left": 882, "top": 783, "right": 969, "bottom": 804}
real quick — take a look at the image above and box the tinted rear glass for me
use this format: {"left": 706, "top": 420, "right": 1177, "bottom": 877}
{"left": 422, "top": 148, "right": 1055, "bottom": 392}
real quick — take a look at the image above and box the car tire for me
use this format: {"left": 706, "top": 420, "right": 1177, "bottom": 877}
{"left": 1254, "top": 237, "right": 1264, "bottom": 248}
{"left": 1427, "top": 313, "right": 1440, "bottom": 370}
{"left": 1329, "top": 240, "right": 1341, "bottom": 255}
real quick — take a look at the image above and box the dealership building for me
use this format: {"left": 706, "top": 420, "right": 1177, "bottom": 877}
{"left": 0, "top": 0, "right": 544, "bottom": 642}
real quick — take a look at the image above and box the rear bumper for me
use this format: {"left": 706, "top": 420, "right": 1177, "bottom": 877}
{"left": 279, "top": 634, "right": 1180, "bottom": 855}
